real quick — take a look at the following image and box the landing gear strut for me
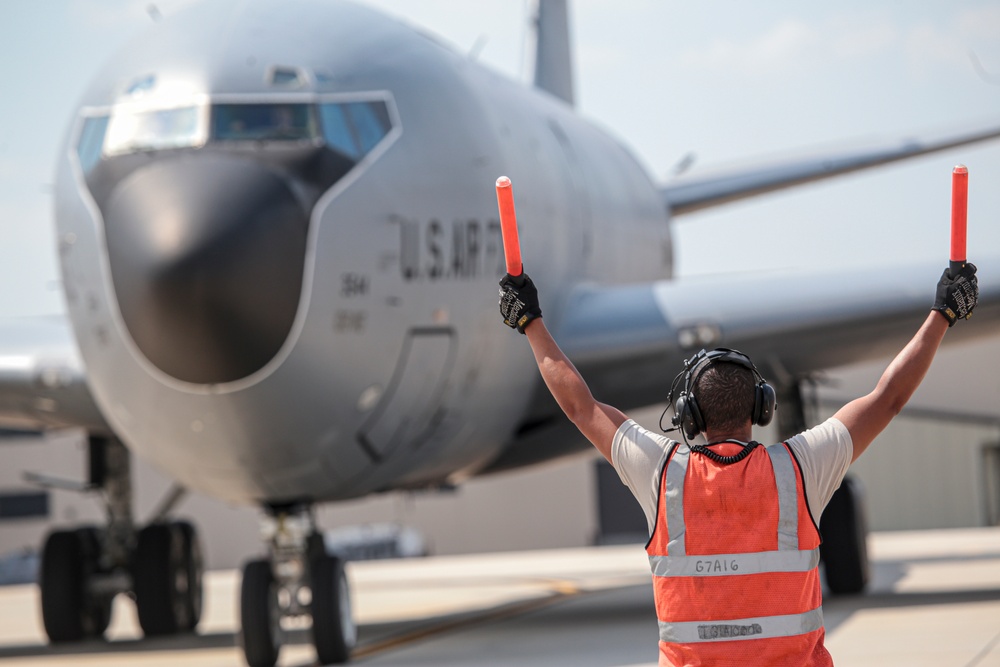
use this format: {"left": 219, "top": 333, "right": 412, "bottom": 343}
{"left": 36, "top": 435, "right": 204, "bottom": 642}
{"left": 776, "top": 382, "right": 870, "bottom": 594}
{"left": 241, "top": 504, "right": 355, "bottom": 667}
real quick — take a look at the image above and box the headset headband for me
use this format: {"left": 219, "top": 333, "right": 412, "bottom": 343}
{"left": 686, "top": 348, "right": 762, "bottom": 392}
{"left": 665, "top": 346, "right": 775, "bottom": 442}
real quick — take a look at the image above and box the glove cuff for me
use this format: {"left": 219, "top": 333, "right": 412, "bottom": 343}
{"left": 516, "top": 312, "right": 541, "bottom": 334}
{"left": 933, "top": 306, "right": 957, "bottom": 327}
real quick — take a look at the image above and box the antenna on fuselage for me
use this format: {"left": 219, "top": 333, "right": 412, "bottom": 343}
{"left": 531, "top": 0, "right": 575, "bottom": 106}
{"left": 468, "top": 34, "right": 489, "bottom": 62}
{"left": 969, "top": 50, "right": 1000, "bottom": 86}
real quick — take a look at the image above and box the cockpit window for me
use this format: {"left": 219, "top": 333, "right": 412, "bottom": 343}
{"left": 269, "top": 67, "right": 305, "bottom": 87}
{"left": 347, "top": 102, "right": 392, "bottom": 153}
{"left": 318, "top": 104, "right": 359, "bottom": 158}
{"left": 212, "top": 103, "right": 317, "bottom": 142}
{"left": 125, "top": 74, "right": 156, "bottom": 96}
{"left": 77, "top": 115, "right": 109, "bottom": 174}
{"left": 318, "top": 101, "right": 392, "bottom": 160}
{"left": 81, "top": 97, "right": 395, "bottom": 164}
{"left": 104, "top": 105, "right": 205, "bottom": 156}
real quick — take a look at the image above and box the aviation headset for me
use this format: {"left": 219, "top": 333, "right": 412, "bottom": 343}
{"left": 667, "top": 348, "right": 776, "bottom": 441}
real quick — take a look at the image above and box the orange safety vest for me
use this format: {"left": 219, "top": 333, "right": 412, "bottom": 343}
{"left": 646, "top": 440, "right": 832, "bottom": 667}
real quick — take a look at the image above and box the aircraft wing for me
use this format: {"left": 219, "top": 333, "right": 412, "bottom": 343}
{"left": 554, "top": 259, "right": 1000, "bottom": 412}
{"left": 0, "top": 315, "right": 109, "bottom": 433}
{"left": 662, "top": 124, "right": 1000, "bottom": 215}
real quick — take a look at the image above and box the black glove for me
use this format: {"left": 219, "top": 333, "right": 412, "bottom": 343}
{"left": 499, "top": 273, "right": 542, "bottom": 333}
{"left": 934, "top": 262, "right": 978, "bottom": 326}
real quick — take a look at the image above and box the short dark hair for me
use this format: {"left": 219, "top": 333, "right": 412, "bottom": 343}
{"left": 692, "top": 361, "right": 755, "bottom": 433}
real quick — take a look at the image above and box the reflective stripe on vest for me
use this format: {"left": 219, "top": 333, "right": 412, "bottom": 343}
{"left": 648, "top": 547, "right": 819, "bottom": 577}
{"left": 658, "top": 606, "right": 824, "bottom": 644}
{"left": 664, "top": 445, "right": 690, "bottom": 555}
{"left": 768, "top": 443, "right": 799, "bottom": 551}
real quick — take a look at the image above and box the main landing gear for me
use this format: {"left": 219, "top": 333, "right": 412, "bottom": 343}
{"left": 819, "top": 475, "right": 870, "bottom": 594}
{"left": 240, "top": 504, "right": 356, "bottom": 667}
{"left": 35, "top": 435, "right": 204, "bottom": 642}
{"left": 777, "top": 382, "right": 870, "bottom": 595}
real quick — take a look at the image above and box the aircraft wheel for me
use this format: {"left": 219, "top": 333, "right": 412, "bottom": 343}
{"left": 820, "top": 475, "right": 870, "bottom": 594}
{"left": 134, "top": 522, "right": 199, "bottom": 635}
{"left": 175, "top": 521, "right": 204, "bottom": 629}
{"left": 75, "top": 527, "right": 113, "bottom": 636}
{"left": 241, "top": 559, "right": 282, "bottom": 667}
{"left": 311, "top": 553, "right": 355, "bottom": 665}
{"left": 40, "top": 529, "right": 87, "bottom": 642}
{"left": 40, "top": 527, "right": 111, "bottom": 642}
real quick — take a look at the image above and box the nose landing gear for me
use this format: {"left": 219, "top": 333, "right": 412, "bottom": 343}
{"left": 240, "top": 504, "right": 355, "bottom": 667}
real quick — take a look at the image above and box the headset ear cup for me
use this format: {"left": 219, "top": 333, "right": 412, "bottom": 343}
{"left": 674, "top": 395, "right": 689, "bottom": 435}
{"left": 677, "top": 392, "right": 705, "bottom": 439}
{"left": 754, "top": 382, "right": 776, "bottom": 427}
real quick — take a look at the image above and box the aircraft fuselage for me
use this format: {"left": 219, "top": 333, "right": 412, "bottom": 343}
{"left": 54, "top": 0, "right": 669, "bottom": 505}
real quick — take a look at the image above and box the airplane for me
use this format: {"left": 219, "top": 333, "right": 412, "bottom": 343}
{"left": 0, "top": 0, "right": 998, "bottom": 665}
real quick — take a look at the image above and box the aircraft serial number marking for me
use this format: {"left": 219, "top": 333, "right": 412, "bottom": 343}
{"left": 341, "top": 273, "right": 370, "bottom": 297}
{"left": 335, "top": 310, "right": 366, "bottom": 333}
{"left": 398, "top": 217, "right": 504, "bottom": 281}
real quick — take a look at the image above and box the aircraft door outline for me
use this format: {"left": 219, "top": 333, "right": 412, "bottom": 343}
{"left": 355, "top": 326, "right": 456, "bottom": 463}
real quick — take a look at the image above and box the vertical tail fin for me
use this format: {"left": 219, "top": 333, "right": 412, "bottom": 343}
{"left": 532, "top": 0, "right": 574, "bottom": 105}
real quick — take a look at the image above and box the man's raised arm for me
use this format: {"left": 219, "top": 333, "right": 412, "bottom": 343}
{"left": 499, "top": 273, "right": 627, "bottom": 462}
{"left": 834, "top": 263, "right": 979, "bottom": 462}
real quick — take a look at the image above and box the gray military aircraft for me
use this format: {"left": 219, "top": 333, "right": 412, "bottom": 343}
{"left": 1, "top": 0, "right": 998, "bottom": 665}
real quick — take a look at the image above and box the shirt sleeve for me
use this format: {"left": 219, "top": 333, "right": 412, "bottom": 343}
{"left": 784, "top": 417, "right": 854, "bottom": 527}
{"left": 611, "top": 419, "right": 674, "bottom": 534}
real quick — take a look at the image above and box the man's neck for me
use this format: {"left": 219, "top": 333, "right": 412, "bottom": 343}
{"left": 704, "top": 426, "right": 753, "bottom": 443}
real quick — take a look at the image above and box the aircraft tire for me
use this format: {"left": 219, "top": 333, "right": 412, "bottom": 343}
{"left": 40, "top": 527, "right": 111, "bottom": 642}
{"left": 819, "top": 475, "right": 870, "bottom": 595}
{"left": 40, "top": 529, "right": 86, "bottom": 642}
{"left": 240, "top": 559, "right": 282, "bottom": 667}
{"left": 75, "top": 527, "right": 113, "bottom": 637}
{"left": 175, "top": 520, "right": 204, "bottom": 630}
{"left": 134, "top": 522, "right": 196, "bottom": 635}
{"left": 311, "top": 553, "right": 355, "bottom": 665}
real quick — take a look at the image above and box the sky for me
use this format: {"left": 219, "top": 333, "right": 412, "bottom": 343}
{"left": 1, "top": 0, "right": 998, "bottom": 319}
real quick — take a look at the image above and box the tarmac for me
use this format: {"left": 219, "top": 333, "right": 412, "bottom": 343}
{"left": 0, "top": 527, "right": 998, "bottom": 666}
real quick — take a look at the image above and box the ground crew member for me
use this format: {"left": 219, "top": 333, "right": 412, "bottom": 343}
{"left": 498, "top": 263, "right": 978, "bottom": 666}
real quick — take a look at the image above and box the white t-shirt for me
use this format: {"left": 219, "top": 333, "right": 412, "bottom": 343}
{"left": 611, "top": 417, "right": 854, "bottom": 533}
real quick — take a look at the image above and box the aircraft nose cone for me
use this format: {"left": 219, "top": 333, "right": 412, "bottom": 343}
{"left": 102, "top": 154, "right": 308, "bottom": 384}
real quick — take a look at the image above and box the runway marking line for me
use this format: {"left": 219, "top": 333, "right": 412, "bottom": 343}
{"left": 353, "top": 579, "right": 584, "bottom": 659}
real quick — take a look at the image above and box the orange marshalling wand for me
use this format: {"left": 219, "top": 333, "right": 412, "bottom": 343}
{"left": 495, "top": 176, "right": 523, "bottom": 278}
{"left": 951, "top": 165, "right": 968, "bottom": 277}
